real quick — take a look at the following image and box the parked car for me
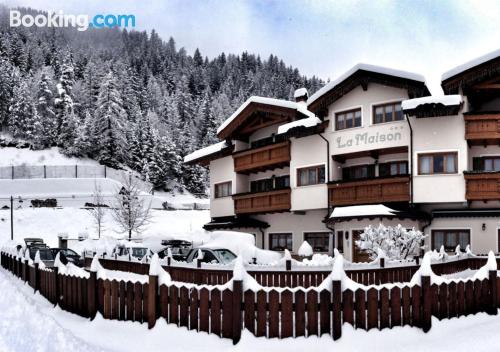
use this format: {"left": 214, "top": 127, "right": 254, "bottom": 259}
{"left": 28, "top": 247, "right": 55, "bottom": 268}
{"left": 112, "top": 243, "right": 152, "bottom": 260}
{"left": 185, "top": 248, "right": 237, "bottom": 265}
{"left": 50, "top": 248, "right": 84, "bottom": 267}
{"left": 157, "top": 240, "right": 193, "bottom": 260}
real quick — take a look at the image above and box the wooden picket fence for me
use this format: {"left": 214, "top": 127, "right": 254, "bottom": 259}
{"left": 1, "top": 252, "right": 499, "bottom": 344}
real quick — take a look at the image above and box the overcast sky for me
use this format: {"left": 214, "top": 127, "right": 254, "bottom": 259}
{"left": 4, "top": 0, "right": 500, "bottom": 94}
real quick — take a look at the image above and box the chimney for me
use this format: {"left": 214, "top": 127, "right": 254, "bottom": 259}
{"left": 294, "top": 88, "right": 308, "bottom": 103}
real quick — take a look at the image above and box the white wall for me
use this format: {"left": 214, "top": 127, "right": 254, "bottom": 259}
{"left": 209, "top": 156, "right": 236, "bottom": 217}
{"left": 411, "top": 114, "right": 467, "bottom": 203}
{"left": 289, "top": 134, "right": 329, "bottom": 210}
{"left": 255, "top": 210, "right": 331, "bottom": 253}
{"left": 324, "top": 84, "right": 410, "bottom": 156}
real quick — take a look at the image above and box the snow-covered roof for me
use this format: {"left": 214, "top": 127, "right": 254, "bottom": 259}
{"left": 277, "top": 115, "right": 321, "bottom": 134}
{"left": 442, "top": 48, "right": 500, "bottom": 81}
{"left": 401, "top": 95, "right": 462, "bottom": 111}
{"left": 294, "top": 88, "right": 308, "bottom": 99}
{"left": 183, "top": 141, "right": 229, "bottom": 163}
{"left": 216, "top": 96, "right": 298, "bottom": 135}
{"left": 330, "top": 204, "right": 398, "bottom": 219}
{"left": 308, "top": 63, "right": 426, "bottom": 106}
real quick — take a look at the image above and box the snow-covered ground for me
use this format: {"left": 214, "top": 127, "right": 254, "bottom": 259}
{"left": 0, "top": 147, "right": 99, "bottom": 167}
{"left": 1, "top": 268, "right": 500, "bottom": 352}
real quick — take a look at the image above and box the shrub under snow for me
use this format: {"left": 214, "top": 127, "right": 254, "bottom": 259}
{"left": 297, "top": 241, "right": 313, "bottom": 257}
{"left": 355, "top": 224, "right": 426, "bottom": 260}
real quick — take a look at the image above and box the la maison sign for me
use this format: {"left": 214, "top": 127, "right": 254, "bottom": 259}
{"left": 335, "top": 126, "right": 404, "bottom": 148}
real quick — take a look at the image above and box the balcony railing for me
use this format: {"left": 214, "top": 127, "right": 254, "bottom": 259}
{"left": 328, "top": 176, "right": 410, "bottom": 206}
{"left": 233, "top": 141, "right": 290, "bottom": 174}
{"left": 464, "top": 113, "right": 500, "bottom": 142}
{"left": 233, "top": 188, "right": 291, "bottom": 215}
{"left": 464, "top": 171, "right": 500, "bottom": 201}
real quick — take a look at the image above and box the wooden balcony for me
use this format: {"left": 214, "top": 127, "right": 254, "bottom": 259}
{"left": 233, "top": 188, "right": 291, "bottom": 215}
{"left": 464, "top": 113, "right": 500, "bottom": 144}
{"left": 233, "top": 141, "right": 290, "bottom": 174}
{"left": 464, "top": 172, "right": 500, "bottom": 201}
{"left": 328, "top": 176, "right": 410, "bottom": 207}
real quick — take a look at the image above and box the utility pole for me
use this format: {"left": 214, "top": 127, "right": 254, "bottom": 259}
{"left": 10, "top": 196, "right": 13, "bottom": 241}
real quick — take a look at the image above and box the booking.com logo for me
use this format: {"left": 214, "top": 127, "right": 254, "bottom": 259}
{"left": 10, "top": 10, "right": 136, "bottom": 31}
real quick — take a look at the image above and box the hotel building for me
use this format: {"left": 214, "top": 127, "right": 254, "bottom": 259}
{"left": 185, "top": 51, "right": 500, "bottom": 261}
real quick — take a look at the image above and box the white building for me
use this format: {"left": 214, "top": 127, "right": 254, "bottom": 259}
{"left": 185, "top": 52, "right": 500, "bottom": 262}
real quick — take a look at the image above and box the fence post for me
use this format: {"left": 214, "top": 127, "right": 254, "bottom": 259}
{"left": 104, "top": 165, "right": 107, "bottom": 178}
{"left": 11, "top": 165, "right": 14, "bottom": 179}
{"left": 232, "top": 279, "right": 243, "bottom": 344}
{"left": 88, "top": 270, "right": 97, "bottom": 319}
{"left": 332, "top": 279, "right": 342, "bottom": 340}
{"left": 24, "top": 259, "right": 28, "bottom": 282}
{"left": 421, "top": 275, "right": 431, "bottom": 332}
{"left": 285, "top": 259, "right": 291, "bottom": 271}
{"left": 380, "top": 257, "right": 385, "bottom": 268}
{"left": 44, "top": 165, "right": 46, "bottom": 178}
{"left": 75, "top": 165, "right": 78, "bottom": 178}
{"left": 414, "top": 255, "right": 420, "bottom": 266}
{"left": 488, "top": 270, "right": 497, "bottom": 315}
{"left": 34, "top": 262, "right": 40, "bottom": 292}
{"left": 52, "top": 266, "right": 59, "bottom": 305}
{"left": 148, "top": 273, "right": 158, "bottom": 329}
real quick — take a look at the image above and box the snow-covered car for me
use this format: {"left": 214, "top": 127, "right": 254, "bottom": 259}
{"left": 185, "top": 248, "right": 237, "bottom": 265}
{"left": 28, "top": 247, "right": 55, "bottom": 268}
{"left": 157, "top": 240, "right": 193, "bottom": 260}
{"left": 112, "top": 244, "right": 152, "bottom": 260}
{"left": 50, "top": 248, "right": 84, "bottom": 267}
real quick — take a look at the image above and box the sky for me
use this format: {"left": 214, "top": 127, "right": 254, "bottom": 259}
{"left": 4, "top": 0, "right": 500, "bottom": 94}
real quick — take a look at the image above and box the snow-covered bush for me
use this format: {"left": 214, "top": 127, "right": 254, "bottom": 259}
{"left": 355, "top": 224, "right": 426, "bottom": 260}
{"left": 297, "top": 241, "right": 313, "bottom": 257}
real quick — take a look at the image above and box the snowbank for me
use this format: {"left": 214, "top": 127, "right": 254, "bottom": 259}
{"left": 0, "top": 147, "right": 99, "bottom": 167}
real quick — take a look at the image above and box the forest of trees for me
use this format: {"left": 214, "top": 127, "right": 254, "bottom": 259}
{"left": 0, "top": 6, "right": 324, "bottom": 194}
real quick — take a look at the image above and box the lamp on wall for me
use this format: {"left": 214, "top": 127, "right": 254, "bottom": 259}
{"left": 344, "top": 231, "right": 349, "bottom": 240}
{"left": 482, "top": 223, "right": 486, "bottom": 231}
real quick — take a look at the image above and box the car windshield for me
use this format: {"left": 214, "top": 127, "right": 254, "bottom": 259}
{"left": 132, "top": 248, "right": 148, "bottom": 257}
{"left": 215, "top": 249, "right": 236, "bottom": 263}
{"left": 30, "top": 248, "right": 54, "bottom": 261}
{"left": 64, "top": 249, "right": 78, "bottom": 257}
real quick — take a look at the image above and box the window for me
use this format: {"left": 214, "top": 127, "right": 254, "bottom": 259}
{"left": 473, "top": 156, "right": 500, "bottom": 172}
{"left": 270, "top": 233, "right": 293, "bottom": 251}
{"left": 304, "top": 232, "right": 331, "bottom": 252}
{"left": 336, "top": 231, "right": 344, "bottom": 253}
{"left": 418, "top": 152, "right": 458, "bottom": 175}
{"left": 297, "top": 165, "right": 325, "bottom": 186}
{"left": 214, "top": 181, "right": 232, "bottom": 198}
{"left": 342, "top": 164, "right": 375, "bottom": 181}
{"left": 335, "top": 108, "right": 362, "bottom": 130}
{"left": 373, "top": 102, "right": 403, "bottom": 124}
{"left": 432, "top": 229, "right": 470, "bottom": 252}
{"left": 250, "top": 175, "right": 290, "bottom": 193}
{"left": 379, "top": 161, "right": 408, "bottom": 177}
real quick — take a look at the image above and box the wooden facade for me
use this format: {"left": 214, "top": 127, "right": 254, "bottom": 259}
{"left": 233, "top": 188, "right": 291, "bottom": 215}
{"left": 464, "top": 172, "right": 500, "bottom": 201}
{"left": 328, "top": 176, "right": 410, "bottom": 206}
{"left": 233, "top": 141, "right": 291, "bottom": 174}
{"left": 464, "top": 114, "right": 500, "bottom": 144}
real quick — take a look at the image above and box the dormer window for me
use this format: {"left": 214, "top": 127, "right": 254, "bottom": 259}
{"left": 335, "top": 108, "right": 362, "bottom": 130}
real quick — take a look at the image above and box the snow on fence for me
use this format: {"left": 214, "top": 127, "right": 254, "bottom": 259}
{"left": 0, "top": 164, "right": 151, "bottom": 192}
{"left": 83, "top": 255, "right": 491, "bottom": 288}
{"left": 2, "top": 250, "right": 500, "bottom": 343}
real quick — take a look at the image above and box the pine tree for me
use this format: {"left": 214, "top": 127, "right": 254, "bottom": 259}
{"left": 9, "top": 80, "right": 35, "bottom": 139}
{"left": 95, "top": 71, "right": 127, "bottom": 167}
{"left": 36, "top": 71, "right": 56, "bottom": 146}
